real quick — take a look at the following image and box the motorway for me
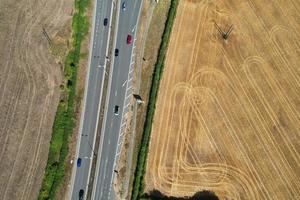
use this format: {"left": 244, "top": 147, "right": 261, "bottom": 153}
{"left": 92, "top": 0, "right": 143, "bottom": 199}
{"left": 69, "top": 0, "right": 113, "bottom": 199}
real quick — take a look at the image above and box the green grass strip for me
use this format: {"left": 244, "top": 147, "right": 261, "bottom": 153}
{"left": 38, "top": 0, "right": 89, "bottom": 199}
{"left": 131, "top": 1, "right": 179, "bottom": 199}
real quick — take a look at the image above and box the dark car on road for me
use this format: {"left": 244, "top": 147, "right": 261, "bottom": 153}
{"left": 122, "top": 2, "right": 126, "bottom": 11}
{"left": 79, "top": 189, "right": 84, "bottom": 200}
{"left": 77, "top": 158, "right": 82, "bottom": 167}
{"left": 127, "top": 34, "right": 132, "bottom": 44}
{"left": 114, "top": 105, "right": 119, "bottom": 115}
{"left": 103, "top": 18, "right": 108, "bottom": 26}
{"left": 114, "top": 48, "right": 119, "bottom": 57}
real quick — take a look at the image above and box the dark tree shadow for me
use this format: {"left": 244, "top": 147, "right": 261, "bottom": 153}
{"left": 192, "top": 190, "right": 219, "bottom": 200}
{"left": 145, "top": 189, "right": 219, "bottom": 200}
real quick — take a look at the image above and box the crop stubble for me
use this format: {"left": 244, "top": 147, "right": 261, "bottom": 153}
{"left": 0, "top": 0, "right": 72, "bottom": 199}
{"left": 145, "top": 0, "right": 300, "bottom": 199}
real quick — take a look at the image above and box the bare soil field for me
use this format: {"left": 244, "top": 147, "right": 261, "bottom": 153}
{"left": 0, "top": 0, "right": 72, "bottom": 199}
{"left": 145, "top": 0, "right": 300, "bottom": 199}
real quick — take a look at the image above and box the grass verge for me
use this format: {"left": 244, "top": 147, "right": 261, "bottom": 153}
{"left": 38, "top": 0, "right": 90, "bottom": 199}
{"left": 131, "top": 1, "right": 179, "bottom": 199}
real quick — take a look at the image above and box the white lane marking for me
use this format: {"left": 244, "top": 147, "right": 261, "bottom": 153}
{"left": 131, "top": 25, "right": 136, "bottom": 32}
{"left": 125, "top": 102, "right": 130, "bottom": 108}
{"left": 126, "top": 85, "right": 133, "bottom": 91}
{"left": 127, "top": 79, "right": 132, "bottom": 86}
{"left": 125, "top": 94, "right": 131, "bottom": 100}
{"left": 127, "top": 72, "right": 133, "bottom": 80}
{"left": 130, "top": 66, "right": 134, "bottom": 72}
{"left": 122, "top": 80, "right": 127, "bottom": 87}
{"left": 129, "top": 70, "right": 133, "bottom": 75}
{"left": 125, "top": 95, "right": 131, "bottom": 101}
{"left": 115, "top": 90, "right": 117, "bottom": 96}
{"left": 99, "top": 148, "right": 108, "bottom": 200}
{"left": 120, "top": 131, "right": 124, "bottom": 137}
{"left": 121, "top": 123, "right": 126, "bottom": 129}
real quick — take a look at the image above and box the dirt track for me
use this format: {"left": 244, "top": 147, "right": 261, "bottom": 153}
{"left": 0, "top": 0, "right": 72, "bottom": 199}
{"left": 145, "top": 0, "right": 300, "bottom": 199}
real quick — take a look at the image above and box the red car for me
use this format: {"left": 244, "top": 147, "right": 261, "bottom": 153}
{"left": 127, "top": 34, "right": 132, "bottom": 44}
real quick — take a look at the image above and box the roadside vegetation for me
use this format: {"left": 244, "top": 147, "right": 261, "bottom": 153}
{"left": 38, "top": 0, "right": 90, "bottom": 199}
{"left": 131, "top": 1, "right": 179, "bottom": 199}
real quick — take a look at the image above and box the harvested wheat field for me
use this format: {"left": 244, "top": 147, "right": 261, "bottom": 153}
{"left": 0, "top": 0, "right": 72, "bottom": 199}
{"left": 145, "top": 0, "right": 300, "bottom": 199}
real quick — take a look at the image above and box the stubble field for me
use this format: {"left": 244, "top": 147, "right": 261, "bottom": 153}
{"left": 0, "top": 0, "right": 72, "bottom": 199}
{"left": 145, "top": 0, "right": 300, "bottom": 199}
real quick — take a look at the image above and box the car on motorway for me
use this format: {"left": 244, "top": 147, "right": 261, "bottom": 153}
{"left": 79, "top": 189, "right": 84, "bottom": 200}
{"left": 122, "top": 2, "right": 126, "bottom": 11}
{"left": 114, "top": 105, "right": 119, "bottom": 115}
{"left": 77, "top": 158, "right": 82, "bottom": 167}
{"left": 114, "top": 48, "right": 119, "bottom": 57}
{"left": 127, "top": 34, "right": 132, "bottom": 44}
{"left": 103, "top": 18, "right": 108, "bottom": 26}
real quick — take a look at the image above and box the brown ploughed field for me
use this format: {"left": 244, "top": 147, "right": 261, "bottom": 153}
{"left": 0, "top": 0, "right": 72, "bottom": 199}
{"left": 145, "top": 0, "right": 300, "bottom": 199}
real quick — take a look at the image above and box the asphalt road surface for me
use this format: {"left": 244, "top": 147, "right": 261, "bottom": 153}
{"left": 92, "top": 0, "right": 143, "bottom": 199}
{"left": 69, "top": 0, "right": 113, "bottom": 199}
